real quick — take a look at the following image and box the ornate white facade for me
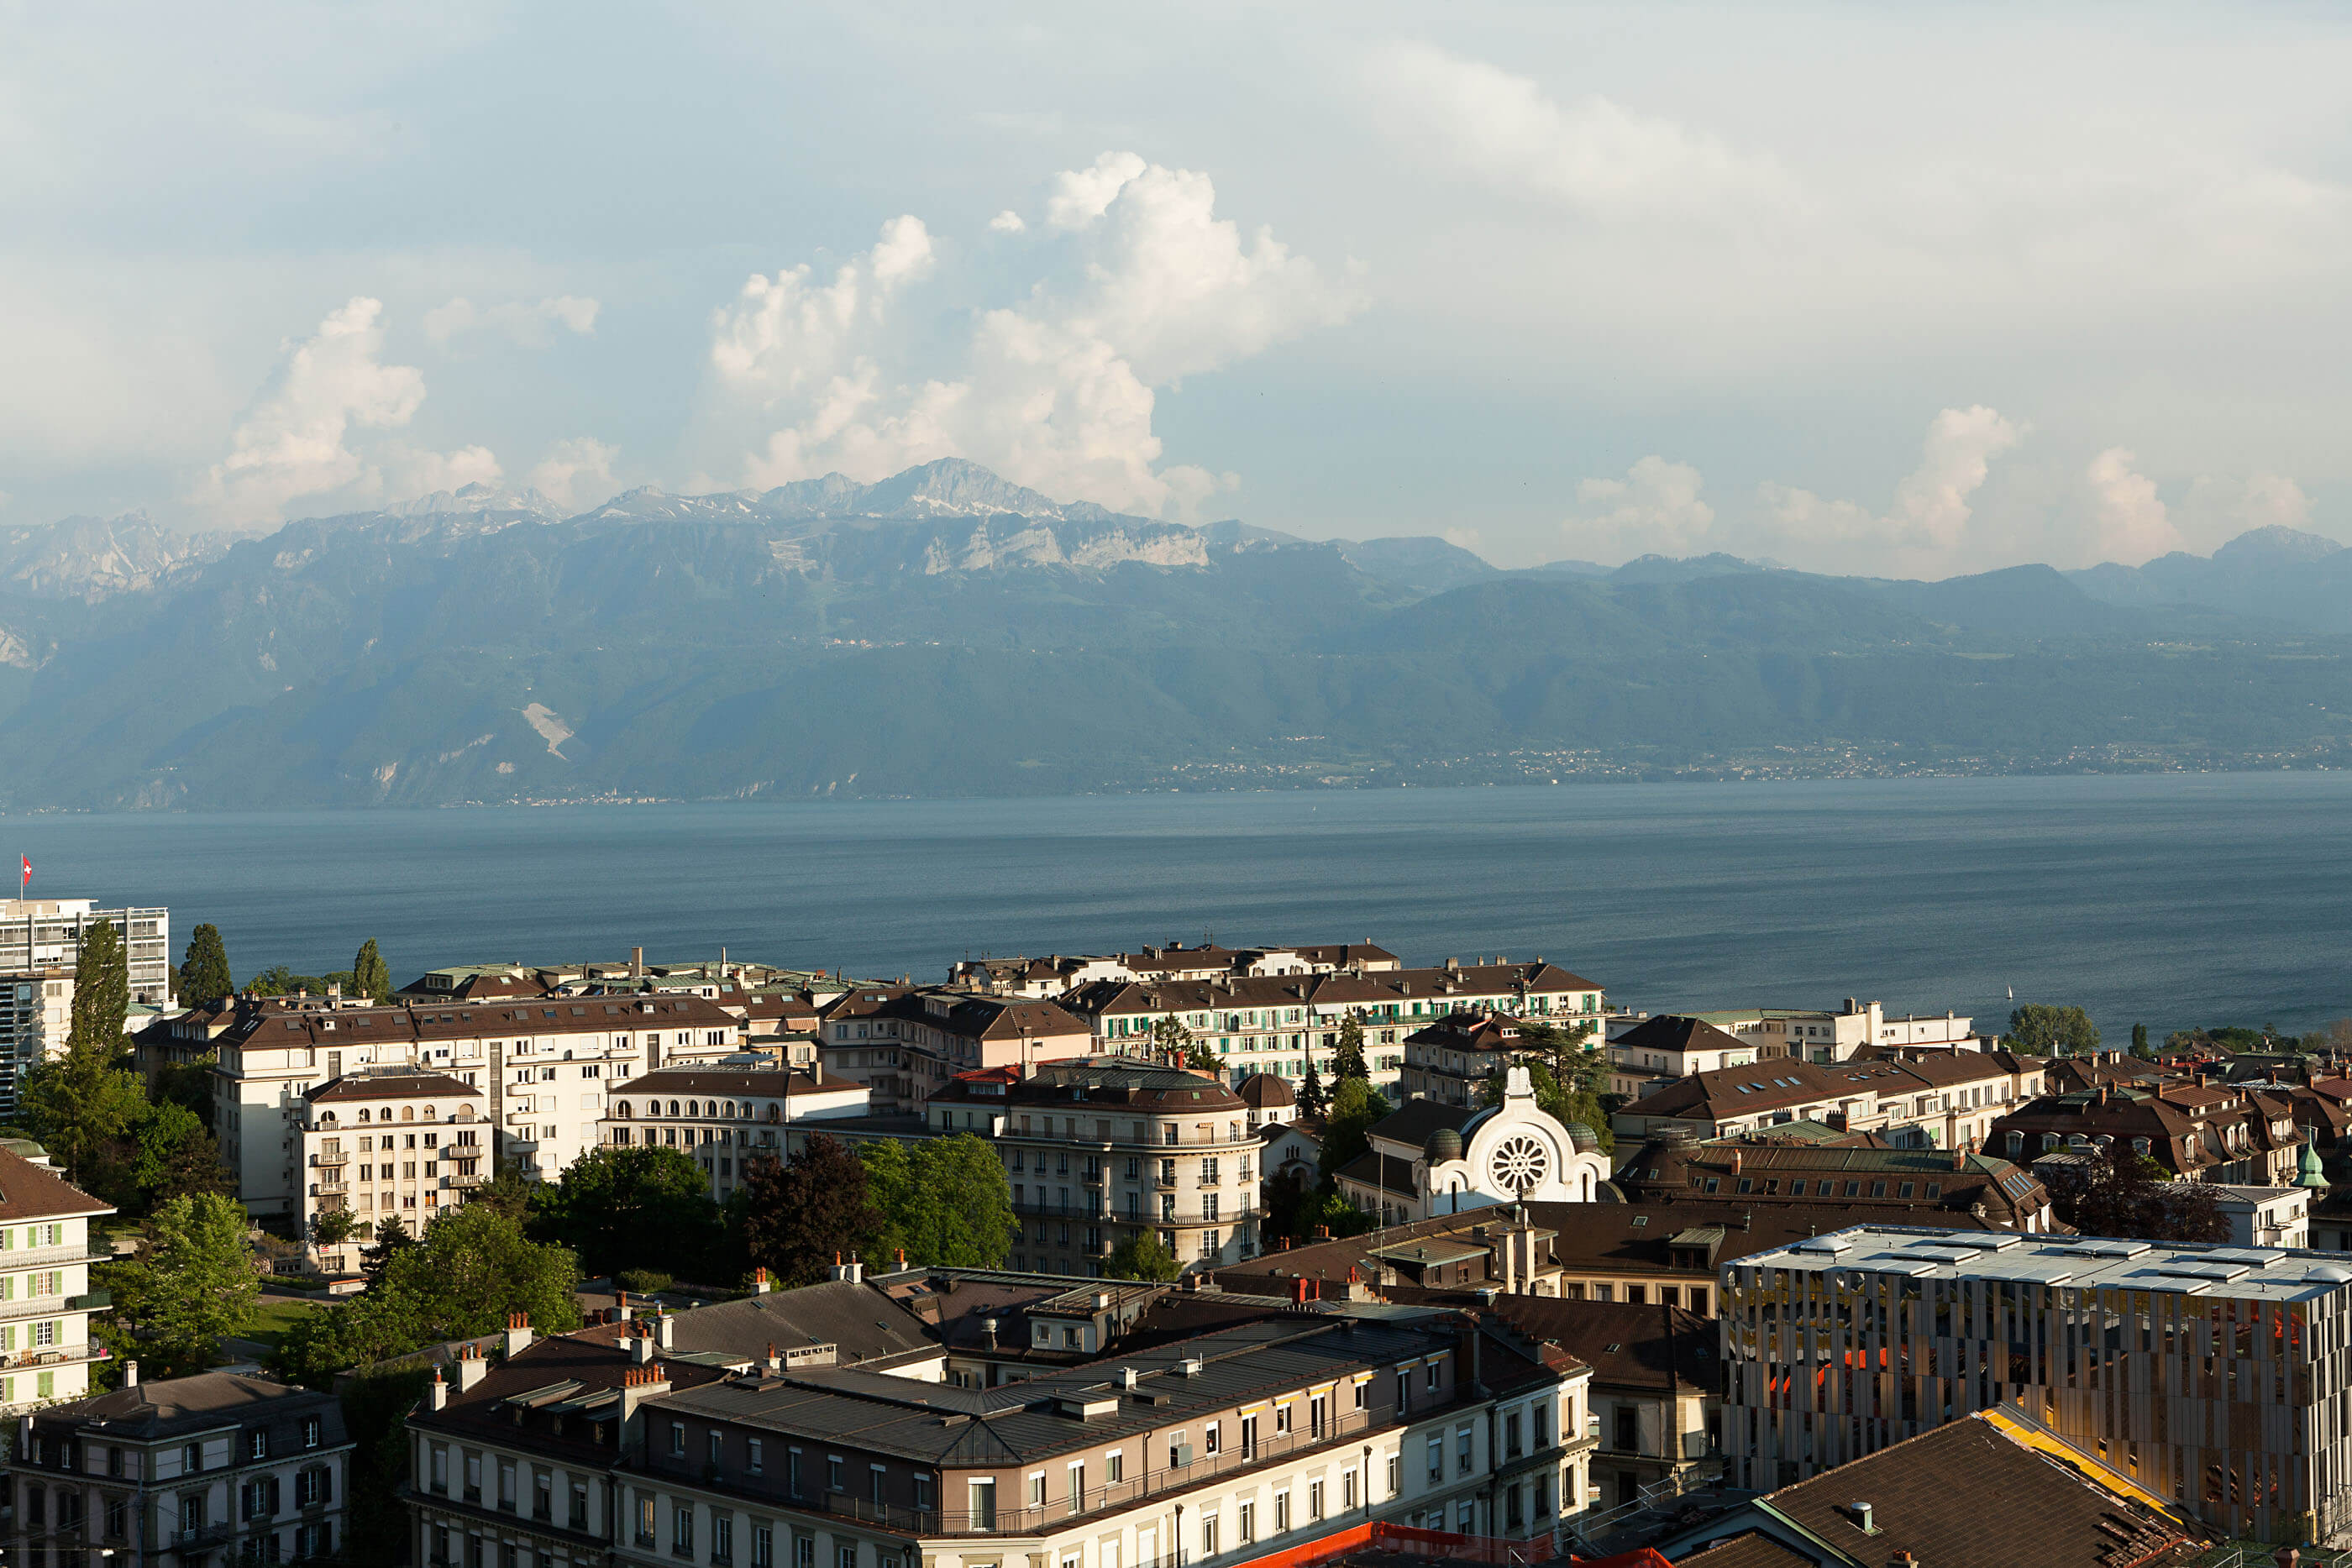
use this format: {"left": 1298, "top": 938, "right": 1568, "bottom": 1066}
{"left": 1341, "top": 1067, "right": 1612, "bottom": 1225}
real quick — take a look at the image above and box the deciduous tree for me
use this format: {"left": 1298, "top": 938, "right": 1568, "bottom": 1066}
{"left": 737, "top": 1135, "right": 884, "bottom": 1285}
{"left": 1106, "top": 1232, "right": 1179, "bottom": 1281}
{"left": 24, "top": 925, "right": 147, "bottom": 1184}
{"left": 2043, "top": 1146, "right": 2228, "bottom": 1243}
{"left": 96, "top": 1192, "right": 259, "bottom": 1377}
{"left": 352, "top": 938, "right": 392, "bottom": 1004}
{"left": 132, "top": 1099, "right": 234, "bottom": 1204}
{"left": 2004, "top": 1004, "right": 2101, "bottom": 1057}
{"left": 529, "top": 1145, "right": 721, "bottom": 1279}
{"left": 1317, "top": 1077, "right": 1383, "bottom": 1187}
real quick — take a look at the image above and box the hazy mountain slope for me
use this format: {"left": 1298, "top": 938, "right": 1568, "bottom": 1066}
{"left": 4, "top": 463, "right": 2352, "bottom": 807}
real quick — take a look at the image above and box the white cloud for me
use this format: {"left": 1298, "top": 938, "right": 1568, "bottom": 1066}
{"left": 528, "top": 437, "right": 621, "bottom": 511}
{"left": 989, "top": 209, "right": 1026, "bottom": 234}
{"left": 423, "top": 295, "right": 601, "bottom": 348}
{"left": 383, "top": 442, "right": 502, "bottom": 497}
{"left": 1761, "top": 406, "right": 2023, "bottom": 567}
{"left": 2085, "top": 447, "right": 2182, "bottom": 564}
{"left": 1565, "top": 456, "right": 1716, "bottom": 562}
{"left": 705, "top": 154, "right": 1361, "bottom": 519}
{"left": 1362, "top": 41, "right": 1793, "bottom": 221}
{"left": 197, "top": 297, "right": 428, "bottom": 526}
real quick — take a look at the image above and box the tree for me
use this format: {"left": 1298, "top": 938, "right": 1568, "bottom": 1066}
{"left": 529, "top": 1145, "right": 722, "bottom": 1279}
{"left": 352, "top": 938, "right": 392, "bottom": 1004}
{"left": 2003, "top": 1004, "right": 2101, "bottom": 1057}
{"left": 1479, "top": 1061, "right": 1613, "bottom": 1156}
{"left": 311, "top": 1208, "right": 365, "bottom": 1250}
{"left": 178, "top": 923, "right": 234, "bottom": 1008}
{"left": 360, "top": 1216, "right": 417, "bottom": 1292}
{"left": 1183, "top": 1036, "right": 1222, "bottom": 1073}
{"left": 1106, "top": 1232, "right": 1180, "bottom": 1281}
{"left": 1318, "top": 1078, "right": 1383, "bottom": 1187}
{"left": 1331, "top": 1015, "right": 1368, "bottom": 1083}
{"left": 2042, "top": 1146, "right": 2229, "bottom": 1243}
{"left": 155, "top": 1052, "right": 218, "bottom": 1130}
{"left": 131, "top": 1099, "right": 234, "bottom": 1205}
{"left": 96, "top": 1192, "right": 259, "bottom": 1377}
{"left": 860, "top": 1135, "right": 1016, "bottom": 1270}
{"left": 1297, "top": 1057, "right": 1327, "bottom": 1122}
{"left": 1149, "top": 1013, "right": 1194, "bottom": 1067}
{"left": 24, "top": 926, "right": 149, "bottom": 1184}
{"left": 269, "top": 1286, "right": 425, "bottom": 1389}
{"left": 2130, "top": 1022, "right": 2152, "bottom": 1060}
{"left": 471, "top": 1167, "right": 534, "bottom": 1223}
{"left": 385, "top": 1203, "right": 581, "bottom": 1340}
{"left": 736, "top": 1135, "right": 884, "bottom": 1285}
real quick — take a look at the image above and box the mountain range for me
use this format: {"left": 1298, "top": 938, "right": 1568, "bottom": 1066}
{"left": 3, "top": 458, "right": 2351, "bottom": 810}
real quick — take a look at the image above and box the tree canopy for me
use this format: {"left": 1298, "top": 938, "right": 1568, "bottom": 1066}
{"left": 1317, "top": 1077, "right": 1384, "bottom": 1186}
{"left": 860, "top": 1135, "right": 1014, "bottom": 1271}
{"left": 1296, "top": 1057, "right": 1327, "bottom": 1122}
{"left": 2041, "top": 1146, "right": 2228, "bottom": 1243}
{"left": 736, "top": 1135, "right": 884, "bottom": 1285}
{"left": 96, "top": 1192, "right": 259, "bottom": 1378}
{"left": 2004, "top": 1004, "right": 2101, "bottom": 1057}
{"left": 178, "top": 923, "right": 234, "bottom": 1008}
{"left": 24, "top": 923, "right": 147, "bottom": 1184}
{"left": 1330, "top": 1015, "right": 1368, "bottom": 1083}
{"left": 1106, "top": 1232, "right": 1179, "bottom": 1281}
{"left": 528, "top": 1144, "right": 722, "bottom": 1280}
{"left": 352, "top": 939, "right": 393, "bottom": 1004}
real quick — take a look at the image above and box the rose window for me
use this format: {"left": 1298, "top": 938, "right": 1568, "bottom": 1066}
{"left": 1488, "top": 1135, "right": 1551, "bottom": 1194}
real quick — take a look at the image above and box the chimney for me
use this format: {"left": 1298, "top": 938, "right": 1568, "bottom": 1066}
{"left": 765, "top": 1342, "right": 780, "bottom": 1372}
{"left": 632, "top": 947, "right": 643, "bottom": 978}
{"left": 630, "top": 1322, "right": 657, "bottom": 1365}
{"left": 428, "top": 1368, "right": 448, "bottom": 1410}
{"left": 503, "top": 1311, "right": 534, "bottom": 1357}
{"left": 753, "top": 1267, "right": 772, "bottom": 1295}
{"left": 655, "top": 1310, "right": 675, "bottom": 1350}
{"left": 1952, "top": 1147, "right": 1966, "bottom": 1172}
{"left": 832, "top": 1254, "right": 865, "bottom": 1285}
{"left": 1729, "top": 1148, "right": 1742, "bottom": 1176}
{"left": 982, "top": 1317, "right": 999, "bottom": 1350}
{"left": 1120, "top": 1366, "right": 1140, "bottom": 1390}
{"left": 123, "top": 1361, "right": 139, "bottom": 1387}
{"left": 454, "top": 1343, "right": 490, "bottom": 1393}
{"left": 1851, "top": 1502, "right": 1876, "bottom": 1533}
{"left": 618, "top": 1363, "right": 671, "bottom": 1428}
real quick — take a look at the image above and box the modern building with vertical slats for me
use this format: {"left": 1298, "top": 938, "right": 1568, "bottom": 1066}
{"left": 1719, "top": 1223, "right": 2352, "bottom": 1545}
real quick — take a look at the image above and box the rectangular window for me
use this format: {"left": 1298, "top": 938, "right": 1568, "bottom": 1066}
{"left": 1274, "top": 1492, "right": 1290, "bottom": 1534}
{"left": 711, "top": 1516, "right": 732, "bottom": 1565}
{"left": 1026, "top": 1472, "right": 1045, "bottom": 1508}
{"left": 748, "top": 1439, "right": 763, "bottom": 1474}
{"left": 673, "top": 1506, "right": 694, "bottom": 1557}
{"left": 1308, "top": 1481, "right": 1324, "bottom": 1522}
{"left": 752, "top": 1528, "right": 774, "bottom": 1568}
{"left": 669, "top": 1424, "right": 686, "bottom": 1458}
{"left": 1105, "top": 1450, "right": 1123, "bottom": 1484}
{"left": 1067, "top": 1461, "right": 1084, "bottom": 1513}
{"left": 1457, "top": 1428, "right": 1473, "bottom": 1475}
{"left": 1426, "top": 1435, "right": 1442, "bottom": 1481}
{"left": 968, "top": 1479, "right": 996, "bottom": 1533}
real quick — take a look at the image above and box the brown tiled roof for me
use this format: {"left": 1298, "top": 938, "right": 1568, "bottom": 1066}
{"left": 1237, "top": 1072, "right": 1294, "bottom": 1108}
{"left": 1748, "top": 1414, "right": 2193, "bottom": 1567}
{"left": 1483, "top": 1296, "right": 1714, "bottom": 1393}
{"left": 1678, "top": 1531, "right": 1814, "bottom": 1568}
{"left": 0, "top": 1146, "right": 112, "bottom": 1221}
{"left": 1611, "top": 1015, "right": 1753, "bottom": 1057}
{"left": 307, "top": 1070, "right": 478, "bottom": 1104}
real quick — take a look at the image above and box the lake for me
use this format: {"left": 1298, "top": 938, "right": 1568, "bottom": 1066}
{"left": 11, "top": 773, "right": 2350, "bottom": 1042}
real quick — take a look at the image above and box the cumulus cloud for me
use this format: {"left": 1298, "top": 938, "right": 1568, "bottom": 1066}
{"left": 989, "top": 209, "right": 1026, "bottom": 234}
{"left": 383, "top": 443, "right": 502, "bottom": 497}
{"left": 197, "top": 297, "right": 428, "bottom": 525}
{"left": 2085, "top": 448, "right": 2181, "bottom": 564}
{"left": 1762, "top": 406, "right": 2024, "bottom": 564}
{"left": 1564, "top": 456, "right": 1716, "bottom": 562}
{"left": 423, "top": 295, "right": 601, "bottom": 348}
{"left": 703, "top": 154, "right": 1361, "bottom": 519}
{"left": 528, "top": 437, "right": 621, "bottom": 511}
{"left": 1362, "top": 41, "right": 1793, "bottom": 221}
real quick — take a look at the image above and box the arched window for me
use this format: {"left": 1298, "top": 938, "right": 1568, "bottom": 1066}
{"left": 768, "top": 1104, "right": 781, "bottom": 1123}
{"left": 380, "top": 1106, "right": 394, "bottom": 1122}
{"left": 668, "top": 1101, "right": 680, "bottom": 1118}
{"left": 616, "top": 1102, "right": 632, "bottom": 1120}
{"left": 358, "top": 1109, "right": 371, "bottom": 1124}
{"left": 423, "top": 1105, "right": 438, "bottom": 1121}
{"left": 2133, "top": 1136, "right": 2151, "bottom": 1156}
{"left": 321, "top": 1112, "right": 338, "bottom": 1125}
{"left": 402, "top": 1106, "right": 415, "bottom": 1122}
{"left": 2006, "top": 1130, "right": 2024, "bottom": 1156}
{"left": 2042, "top": 1133, "right": 2058, "bottom": 1151}
{"left": 725, "top": 1101, "right": 738, "bottom": 1120}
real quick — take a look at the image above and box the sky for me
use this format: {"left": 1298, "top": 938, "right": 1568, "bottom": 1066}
{"left": 8, "top": 3, "right": 2352, "bottom": 576}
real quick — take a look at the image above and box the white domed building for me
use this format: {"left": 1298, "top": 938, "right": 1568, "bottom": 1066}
{"left": 1336, "top": 1066, "right": 1613, "bottom": 1225}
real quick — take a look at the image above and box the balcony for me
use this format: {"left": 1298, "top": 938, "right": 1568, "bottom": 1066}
{"left": 0, "top": 1290, "right": 108, "bottom": 1324}
{"left": 170, "top": 1523, "right": 234, "bottom": 1553}
{"left": 312, "top": 1181, "right": 349, "bottom": 1196}
{"left": 446, "top": 1172, "right": 488, "bottom": 1189}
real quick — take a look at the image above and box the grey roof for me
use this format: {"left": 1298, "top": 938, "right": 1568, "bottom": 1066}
{"left": 34, "top": 1371, "right": 347, "bottom": 1445}
{"left": 653, "top": 1313, "right": 1455, "bottom": 1466}
{"left": 1745, "top": 1224, "right": 2352, "bottom": 1304}
{"left": 1366, "top": 1099, "right": 1474, "bottom": 1149}
{"left": 580, "top": 1281, "right": 935, "bottom": 1366}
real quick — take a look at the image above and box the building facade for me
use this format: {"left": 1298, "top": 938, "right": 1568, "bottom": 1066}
{"left": 924, "top": 1060, "right": 1264, "bottom": 1274}
{"left": 8, "top": 1369, "right": 351, "bottom": 1568}
{"left": 1720, "top": 1223, "right": 2352, "bottom": 1543}
{"left": 0, "top": 1145, "right": 116, "bottom": 1413}
{"left": 601, "top": 1066, "right": 871, "bottom": 1202}
{"left": 300, "top": 1069, "right": 487, "bottom": 1272}
{"left": 0, "top": 899, "right": 170, "bottom": 1117}
{"left": 1335, "top": 1071, "right": 1611, "bottom": 1226}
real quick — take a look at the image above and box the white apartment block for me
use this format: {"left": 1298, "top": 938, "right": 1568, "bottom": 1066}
{"left": 10, "top": 1368, "right": 352, "bottom": 1568}
{"left": 600, "top": 1066, "right": 871, "bottom": 1204}
{"left": 0, "top": 899, "right": 170, "bottom": 1119}
{"left": 1631, "top": 999, "right": 1979, "bottom": 1065}
{"left": 0, "top": 1145, "right": 117, "bottom": 1413}
{"left": 184, "top": 992, "right": 744, "bottom": 1220}
{"left": 302, "top": 1069, "right": 488, "bottom": 1271}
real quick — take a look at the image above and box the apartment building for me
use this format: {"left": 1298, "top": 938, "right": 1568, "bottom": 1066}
{"left": 300, "top": 1069, "right": 487, "bottom": 1272}
{"left": 949, "top": 943, "right": 1405, "bottom": 999}
{"left": 0, "top": 899, "right": 172, "bottom": 1002}
{"left": 1486, "top": 1298, "right": 1716, "bottom": 1515}
{"left": 1396, "top": 1012, "right": 1580, "bottom": 1108}
{"left": 180, "top": 991, "right": 744, "bottom": 1219}
{"left": 0, "top": 1145, "right": 114, "bottom": 1413}
{"left": 0, "top": 899, "right": 169, "bottom": 1117}
{"left": 409, "top": 1300, "right": 1590, "bottom": 1568}
{"left": 9, "top": 1369, "right": 352, "bottom": 1568}
{"left": 816, "top": 989, "right": 1093, "bottom": 1113}
{"left": 1631, "top": 999, "right": 1979, "bottom": 1065}
{"left": 1992, "top": 1080, "right": 2307, "bottom": 1185}
{"left": 1610, "top": 1135, "right": 2061, "bottom": 1232}
{"left": 1721, "top": 1223, "right": 2352, "bottom": 1544}
{"left": 922, "top": 1060, "right": 1263, "bottom": 1274}
{"left": 601, "top": 1066, "right": 871, "bottom": 1202}
{"left": 1603, "top": 1015, "right": 1759, "bottom": 1101}
{"left": 1065, "top": 960, "right": 1603, "bottom": 1100}
{"left": 1613, "top": 1050, "right": 2048, "bottom": 1148}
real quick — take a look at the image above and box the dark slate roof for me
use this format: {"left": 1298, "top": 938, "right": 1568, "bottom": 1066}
{"left": 1483, "top": 1297, "right": 1714, "bottom": 1394}
{"left": 307, "top": 1069, "right": 479, "bottom": 1104}
{"left": 1679, "top": 1532, "right": 1816, "bottom": 1568}
{"left": 34, "top": 1372, "right": 345, "bottom": 1445}
{"left": 1336, "top": 1150, "right": 1419, "bottom": 1198}
{"left": 1610, "top": 1015, "right": 1753, "bottom": 1057}
{"left": 1364, "top": 1100, "right": 1474, "bottom": 1150}
{"left": 574, "top": 1282, "right": 935, "bottom": 1367}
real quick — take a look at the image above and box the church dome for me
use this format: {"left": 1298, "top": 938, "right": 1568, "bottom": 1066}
{"left": 1425, "top": 1127, "right": 1464, "bottom": 1164}
{"left": 1564, "top": 1121, "right": 1600, "bottom": 1153}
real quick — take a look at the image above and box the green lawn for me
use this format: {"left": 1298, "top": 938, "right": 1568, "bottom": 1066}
{"left": 242, "top": 1297, "right": 326, "bottom": 1352}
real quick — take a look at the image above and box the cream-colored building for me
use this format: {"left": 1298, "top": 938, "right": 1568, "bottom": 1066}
{"left": 601, "top": 1065, "right": 872, "bottom": 1202}
{"left": 301, "top": 1068, "right": 487, "bottom": 1269}
{"left": 0, "top": 1143, "right": 116, "bottom": 1412}
{"left": 1336, "top": 1068, "right": 1613, "bottom": 1227}
{"left": 173, "top": 991, "right": 744, "bottom": 1219}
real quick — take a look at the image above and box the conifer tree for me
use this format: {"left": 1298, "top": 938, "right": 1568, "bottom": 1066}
{"left": 178, "top": 923, "right": 234, "bottom": 1007}
{"left": 352, "top": 938, "right": 392, "bottom": 1004}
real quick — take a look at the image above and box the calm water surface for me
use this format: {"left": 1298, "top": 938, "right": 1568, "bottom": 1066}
{"left": 10, "top": 774, "right": 2350, "bottom": 1041}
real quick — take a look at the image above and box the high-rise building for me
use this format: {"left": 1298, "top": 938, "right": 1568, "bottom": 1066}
{"left": 0, "top": 899, "right": 171, "bottom": 1116}
{"left": 1721, "top": 1223, "right": 2352, "bottom": 1544}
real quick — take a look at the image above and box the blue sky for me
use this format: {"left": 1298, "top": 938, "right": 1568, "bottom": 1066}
{"left": 8, "top": 3, "right": 2352, "bottom": 574}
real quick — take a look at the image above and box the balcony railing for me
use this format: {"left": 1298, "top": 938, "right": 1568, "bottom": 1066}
{"left": 0, "top": 1289, "right": 108, "bottom": 1324}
